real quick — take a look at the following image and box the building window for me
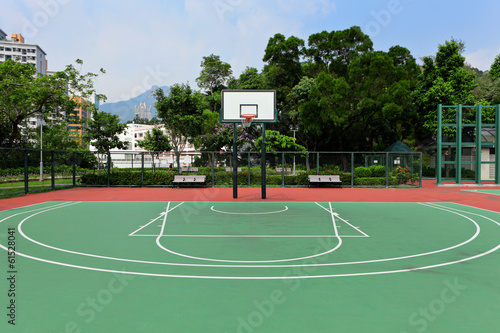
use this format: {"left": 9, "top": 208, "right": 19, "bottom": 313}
{"left": 22, "top": 56, "right": 26, "bottom": 62}
{"left": 0, "top": 47, "right": 3, "bottom": 51}
{"left": 5, "top": 47, "right": 11, "bottom": 51}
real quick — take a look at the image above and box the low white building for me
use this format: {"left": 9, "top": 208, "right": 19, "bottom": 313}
{"left": 92, "top": 123, "right": 201, "bottom": 169}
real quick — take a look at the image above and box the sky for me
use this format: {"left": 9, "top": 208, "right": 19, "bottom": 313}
{"left": 1, "top": 0, "right": 500, "bottom": 103}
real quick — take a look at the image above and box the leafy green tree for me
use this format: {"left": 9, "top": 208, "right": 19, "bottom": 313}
{"left": 490, "top": 53, "right": 500, "bottom": 81}
{"left": 253, "top": 130, "right": 306, "bottom": 152}
{"left": 196, "top": 54, "right": 233, "bottom": 96}
{"left": 32, "top": 121, "right": 81, "bottom": 151}
{"left": 413, "top": 40, "right": 477, "bottom": 138}
{"left": 304, "top": 27, "right": 373, "bottom": 77}
{"left": 137, "top": 127, "right": 172, "bottom": 172}
{"left": 83, "top": 111, "right": 128, "bottom": 169}
{"left": 230, "top": 67, "right": 266, "bottom": 90}
{"left": 263, "top": 33, "right": 305, "bottom": 119}
{"left": 154, "top": 84, "right": 204, "bottom": 170}
{"left": 0, "top": 59, "right": 105, "bottom": 147}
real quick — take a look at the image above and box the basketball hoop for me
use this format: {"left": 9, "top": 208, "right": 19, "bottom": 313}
{"left": 241, "top": 114, "right": 256, "bottom": 128}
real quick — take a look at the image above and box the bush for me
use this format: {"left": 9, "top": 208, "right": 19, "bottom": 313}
{"left": 369, "top": 165, "right": 386, "bottom": 177}
{"left": 354, "top": 166, "right": 371, "bottom": 178}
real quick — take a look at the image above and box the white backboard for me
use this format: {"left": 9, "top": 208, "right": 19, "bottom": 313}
{"left": 221, "top": 90, "right": 277, "bottom": 123}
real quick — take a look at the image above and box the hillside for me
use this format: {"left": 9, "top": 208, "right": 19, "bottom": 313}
{"left": 100, "top": 85, "right": 170, "bottom": 122}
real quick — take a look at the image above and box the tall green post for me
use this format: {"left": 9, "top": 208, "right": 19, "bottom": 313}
{"left": 436, "top": 104, "right": 443, "bottom": 184}
{"left": 496, "top": 104, "right": 500, "bottom": 184}
{"left": 233, "top": 123, "right": 238, "bottom": 199}
{"left": 261, "top": 124, "right": 266, "bottom": 199}
{"left": 475, "top": 105, "right": 482, "bottom": 184}
{"left": 456, "top": 104, "right": 462, "bottom": 184}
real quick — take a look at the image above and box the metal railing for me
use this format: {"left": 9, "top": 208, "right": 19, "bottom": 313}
{"left": 0, "top": 148, "right": 423, "bottom": 197}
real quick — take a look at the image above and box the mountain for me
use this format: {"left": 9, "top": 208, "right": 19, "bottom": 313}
{"left": 99, "top": 85, "right": 170, "bottom": 122}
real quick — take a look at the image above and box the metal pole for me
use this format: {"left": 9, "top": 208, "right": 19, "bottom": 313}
{"left": 293, "top": 129, "right": 296, "bottom": 175}
{"left": 24, "top": 149, "right": 29, "bottom": 194}
{"left": 233, "top": 123, "right": 238, "bottom": 199}
{"left": 475, "top": 104, "right": 482, "bottom": 184}
{"left": 456, "top": 104, "right": 462, "bottom": 184}
{"left": 261, "top": 124, "right": 266, "bottom": 199}
{"left": 436, "top": 104, "right": 443, "bottom": 184}
{"left": 40, "top": 122, "right": 43, "bottom": 181}
{"left": 211, "top": 152, "right": 215, "bottom": 187}
{"left": 496, "top": 104, "right": 500, "bottom": 184}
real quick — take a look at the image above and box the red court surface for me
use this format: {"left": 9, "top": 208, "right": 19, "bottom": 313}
{"left": 1, "top": 180, "right": 499, "bottom": 213}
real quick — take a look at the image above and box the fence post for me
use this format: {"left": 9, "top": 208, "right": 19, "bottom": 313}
{"left": 24, "top": 149, "right": 29, "bottom": 194}
{"left": 51, "top": 151, "right": 55, "bottom": 190}
{"left": 495, "top": 104, "right": 500, "bottom": 184}
{"left": 107, "top": 152, "right": 111, "bottom": 187}
{"left": 281, "top": 152, "right": 285, "bottom": 187}
{"left": 419, "top": 152, "right": 423, "bottom": 188}
{"left": 456, "top": 104, "right": 463, "bottom": 184}
{"left": 351, "top": 152, "right": 354, "bottom": 188}
{"left": 212, "top": 152, "right": 215, "bottom": 187}
{"left": 385, "top": 152, "right": 389, "bottom": 188}
{"left": 73, "top": 152, "right": 76, "bottom": 186}
{"left": 141, "top": 152, "right": 144, "bottom": 187}
{"left": 436, "top": 104, "right": 443, "bottom": 184}
{"left": 475, "top": 105, "right": 482, "bottom": 184}
{"left": 316, "top": 152, "right": 320, "bottom": 175}
{"left": 248, "top": 151, "right": 251, "bottom": 186}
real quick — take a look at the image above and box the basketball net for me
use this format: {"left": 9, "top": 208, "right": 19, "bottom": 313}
{"left": 241, "top": 114, "right": 256, "bottom": 128}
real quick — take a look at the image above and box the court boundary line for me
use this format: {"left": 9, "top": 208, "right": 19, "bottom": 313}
{"left": 2, "top": 201, "right": 498, "bottom": 279}
{"left": 210, "top": 205, "right": 288, "bottom": 215}
{"left": 9, "top": 202, "right": 483, "bottom": 269}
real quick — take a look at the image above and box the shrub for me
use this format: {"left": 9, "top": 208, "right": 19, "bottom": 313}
{"left": 369, "top": 165, "right": 386, "bottom": 177}
{"left": 354, "top": 166, "right": 371, "bottom": 178}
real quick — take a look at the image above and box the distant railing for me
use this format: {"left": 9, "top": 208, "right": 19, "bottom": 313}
{"left": 0, "top": 148, "right": 423, "bottom": 197}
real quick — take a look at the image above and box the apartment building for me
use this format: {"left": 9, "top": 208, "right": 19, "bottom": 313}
{"left": 0, "top": 29, "right": 47, "bottom": 74}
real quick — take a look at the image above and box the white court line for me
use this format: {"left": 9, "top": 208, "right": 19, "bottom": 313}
{"left": 154, "top": 202, "right": 343, "bottom": 263}
{"left": 14, "top": 202, "right": 482, "bottom": 268}
{"left": 5, "top": 202, "right": 499, "bottom": 279}
{"left": 129, "top": 202, "right": 184, "bottom": 236}
{"left": 132, "top": 234, "right": 361, "bottom": 238}
{"left": 210, "top": 206, "right": 288, "bottom": 215}
{"left": 5, "top": 215, "right": 500, "bottom": 280}
{"left": 315, "top": 202, "right": 369, "bottom": 237}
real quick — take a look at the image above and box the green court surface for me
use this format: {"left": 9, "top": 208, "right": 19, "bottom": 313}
{"left": 1, "top": 201, "right": 500, "bottom": 332}
{"left": 466, "top": 189, "right": 500, "bottom": 196}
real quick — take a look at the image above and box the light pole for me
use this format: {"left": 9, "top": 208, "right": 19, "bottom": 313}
{"left": 289, "top": 124, "right": 299, "bottom": 175}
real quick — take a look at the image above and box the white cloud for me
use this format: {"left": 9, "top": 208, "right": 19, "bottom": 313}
{"left": 465, "top": 45, "right": 500, "bottom": 71}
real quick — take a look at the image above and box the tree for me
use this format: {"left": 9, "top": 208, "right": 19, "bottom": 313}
{"left": 253, "top": 130, "right": 306, "bottom": 153}
{"left": 0, "top": 59, "right": 105, "bottom": 147}
{"left": 304, "top": 27, "right": 373, "bottom": 77}
{"left": 32, "top": 121, "right": 81, "bottom": 151}
{"left": 83, "top": 111, "right": 128, "bottom": 169}
{"left": 413, "top": 40, "right": 477, "bottom": 138}
{"left": 196, "top": 54, "right": 233, "bottom": 96}
{"left": 153, "top": 84, "right": 204, "bottom": 171}
{"left": 489, "top": 54, "right": 500, "bottom": 81}
{"left": 137, "top": 127, "right": 172, "bottom": 172}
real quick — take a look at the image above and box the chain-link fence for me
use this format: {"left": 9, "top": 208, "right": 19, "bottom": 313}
{"left": 0, "top": 148, "right": 423, "bottom": 197}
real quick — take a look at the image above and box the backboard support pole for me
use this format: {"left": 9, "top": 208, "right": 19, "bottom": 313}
{"left": 261, "top": 123, "right": 266, "bottom": 199}
{"left": 233, "top": 123, "right": 238, "bottom": 199}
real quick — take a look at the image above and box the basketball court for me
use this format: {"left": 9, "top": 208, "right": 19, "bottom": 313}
{"left": 1, "top": 182, "right": 500, "bottom": 333}
{"left": 1, "top": 93, "right": 499, "bottom": 332}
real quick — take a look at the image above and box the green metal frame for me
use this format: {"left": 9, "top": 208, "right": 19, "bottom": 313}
{"left": 436, "top": 104, "right": 499, "bottom": 185}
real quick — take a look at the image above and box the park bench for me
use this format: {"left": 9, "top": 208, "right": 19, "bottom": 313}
{"left": 225, "top": 167, "right": 242, "bottom": 172}
{"left": 173, "top": 175, "right": 206, "bottom": 188}
{"left": 308, "top": 175, "right": 342, "bottom": 188}
{"left": 181, "top": 167, "right": 199, "bottom": 172}
{"left": 275, "top": 167, "right": 292, "bottom": 173}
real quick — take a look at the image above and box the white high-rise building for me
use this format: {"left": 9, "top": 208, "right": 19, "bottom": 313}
{"left": 0, "top": 29, "right": 47, "bottom": 74}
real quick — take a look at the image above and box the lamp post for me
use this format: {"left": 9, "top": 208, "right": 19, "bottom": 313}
{"left": 289, "top": 124, "right": 299, "bottom": 175}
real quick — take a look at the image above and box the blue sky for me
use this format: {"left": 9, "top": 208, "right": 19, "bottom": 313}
{"left": 1, "top": 0, "right": 499, "bottom": 103}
